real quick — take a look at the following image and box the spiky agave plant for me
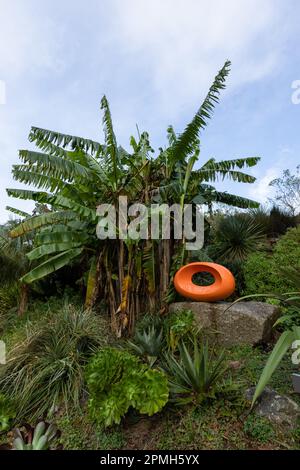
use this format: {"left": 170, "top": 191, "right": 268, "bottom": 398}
{"left": 163, "top": 339, "right": 230, "bottom": 405}
{"left": 127, "top": 325, "right": 165, "bottom": 365}
{"left": 7, "top": 60, "right": 260, "bottom": 335}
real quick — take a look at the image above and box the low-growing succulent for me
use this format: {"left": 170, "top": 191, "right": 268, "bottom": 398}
{"left": 12, "top": 421, "right": 59, "bottom": 450}
{"left": 86, "top": 348, "right": 169, "bottom": 427}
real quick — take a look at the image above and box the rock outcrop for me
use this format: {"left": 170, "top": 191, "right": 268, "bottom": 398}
{"left": 245, "top": 387, "right": 300, "bottom": 429}
{"left": 169, "top": 301, "right": 280, "bottom": 346}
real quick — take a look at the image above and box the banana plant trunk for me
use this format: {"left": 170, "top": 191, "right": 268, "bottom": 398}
{"left": 18, "top": 283, "right": 29, "bottom": 317}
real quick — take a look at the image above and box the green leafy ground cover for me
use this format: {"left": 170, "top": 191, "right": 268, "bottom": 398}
{"left": 0, "top": 296, "right": 299, "bottom": 451}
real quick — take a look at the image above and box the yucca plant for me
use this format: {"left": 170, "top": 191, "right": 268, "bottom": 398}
{"left": 0, "top": 306, "right": 109, "bottom": 420}
{"left": 209, "top": 213, "right": 265, "bottom": 263}
{"left": 7, "top": 61, "right": 260, "bottom": 335}
{"left": 12, "top": 421, "right": 59, "bottom": 450}
{"left": 163, "top": 339, "right": 229, "bottom": 405}
{"left": 127, "top": 325, "right": 165, "bottom": 365}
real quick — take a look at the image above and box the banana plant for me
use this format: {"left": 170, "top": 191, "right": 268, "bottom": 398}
{"left": 7, "top": 61, "right": 260, "bottom": 335}
{"left": 0, "top": 219, "right": 33, "bottom": 315}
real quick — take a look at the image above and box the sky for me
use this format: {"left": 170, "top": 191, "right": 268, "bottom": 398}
{"left": 0, "top": 0, "right": 300, "bottom": 222}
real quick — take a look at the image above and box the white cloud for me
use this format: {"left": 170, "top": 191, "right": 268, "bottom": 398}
{"left": 0, "top": 0, "right": 67, "bottom": 78}
{"left": 247, "top": 148, "right": 298, "bottom": 205}
{"left": 0, "top": 0, "right": 298, "bottom": 222}
{"left": 248, "top": 167, "right": 278, "bottom": 203}
{"left": 106, "top": 0, "right": 285, "bottom": 117}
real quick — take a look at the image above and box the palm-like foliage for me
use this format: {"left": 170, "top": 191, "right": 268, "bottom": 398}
{"left": 0, "top": 220, "right": 31, "bottom": 283}
{"left": 7, "top": 61, "right": 260, "bottom": 335}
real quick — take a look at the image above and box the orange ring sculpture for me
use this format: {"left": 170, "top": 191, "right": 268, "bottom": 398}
{"left": 174, "top": 262, "right": 235, "bottom": 302}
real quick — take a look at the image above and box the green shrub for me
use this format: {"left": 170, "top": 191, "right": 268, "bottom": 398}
{"left": 56, "top": 409, "right": 125, "bottom": 450}
{"left": 249, "top": 206, "right": 297, "bottom": 237}
{"left": 275, "top": 305, "right": 300, "bottom": 329}
{"left": 86, "top": 348, "right": 169, "bottom": 427}
{"left": 164, "top": 310, "right": 196, "bottom": 352}
{"left": 272, "top": 226, "right": 300, "bottom": 290}
{"left": 0, "top": 393, "right": 16, "bottom": 432}
{"left": 243, "top": 252, "right": 279, "bottom": 295}
{"left": 0, "top": 283, "right": 20, "bottom": 331}
{"left": 243, "top": 226, "right": 300, "bottom": 295}
{"left": 0, "top": 306, "right": 109, "bottom": 420}
{"left": 243, "top": 414, "right": 274, "bottom": 443}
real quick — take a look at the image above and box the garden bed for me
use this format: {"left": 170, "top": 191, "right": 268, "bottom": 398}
{"left": 0, "top": 296, "right": 299, "bottom": 451}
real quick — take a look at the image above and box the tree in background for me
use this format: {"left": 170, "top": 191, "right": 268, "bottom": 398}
{"left": 269, "top": 165, "right": 300, "bottom": 216}
{"left": 249, "top": 205, "right": 297, "bottom": 238}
